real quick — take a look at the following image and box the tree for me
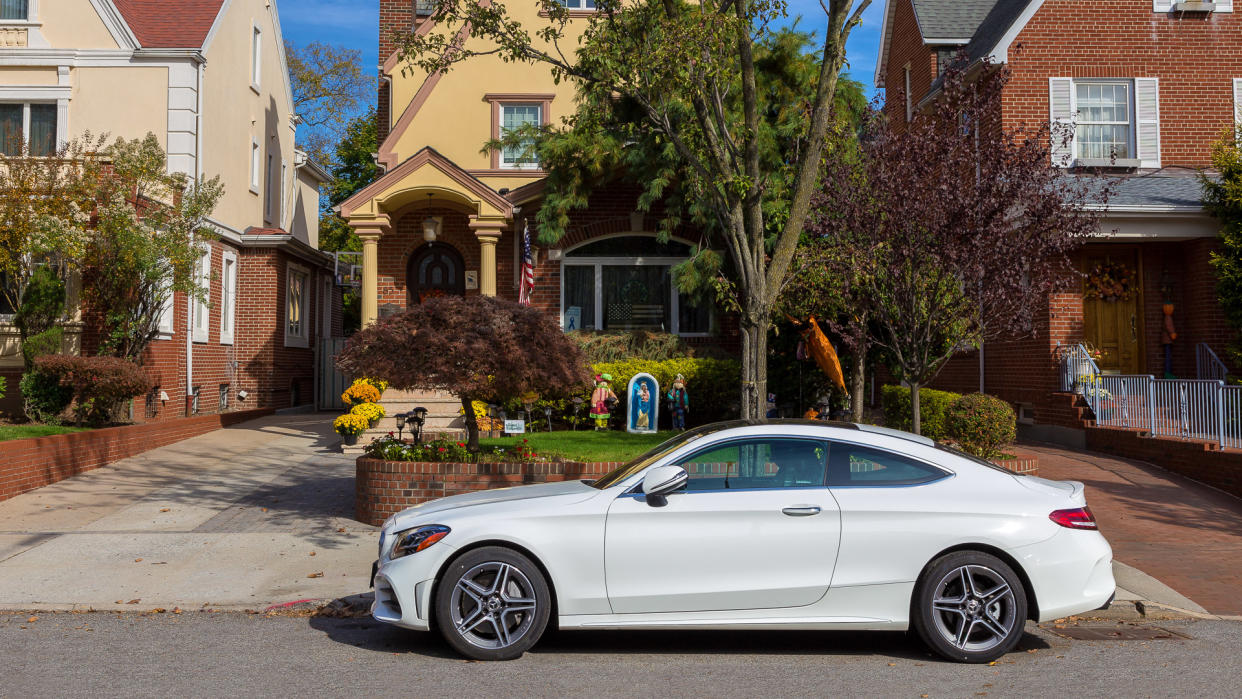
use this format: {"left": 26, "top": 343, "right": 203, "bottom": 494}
{"left": 285, "top": 41, "right": 375, "bottom": 167}
{"left": 81, "top": 135, "right": 224, "bottom": 361}
{"left": 803, "top": 63, "right": 1105, "bottom": 434}
{"left": 1205, "top": 123, "right": 1242, "bottom": 365}
{"left": 336, "top": 295, "right": 591, "bottom": 450}
{"left": 399, "top": 0, "right": 873, "bottom": 419}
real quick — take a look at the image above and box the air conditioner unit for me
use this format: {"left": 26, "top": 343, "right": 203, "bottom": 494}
{"left": 1172, "top": 1, "right": 1216, "bottom": 11}
{"left": 415, "top": 0, "right": 437, "bottom": 17}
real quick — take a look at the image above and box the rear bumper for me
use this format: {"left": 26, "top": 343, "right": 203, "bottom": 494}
{"left": 1015, "top": 528, "right": 1115, "bottom": 622}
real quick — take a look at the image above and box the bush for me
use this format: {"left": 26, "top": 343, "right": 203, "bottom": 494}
{"left": 33, "top": 355, "right": 153, "bottom": 427}
{"left": 0, "top": 374, "right": 6, "bottom": 401}
{"left": 946, "top": 393, "right": 1017, "bottom": 459}
{"left": 350, "top": 402, "right": 385, "bottom": 423}
{"left": 592, "top": 357, "right": 742, "bottom": 425}
{"left": 15, "top": 267, "right": 65, "bottom": 343}
{"left": 20, "top": 370, "right": 74, "bottom": 425}
{"left": 22, "top": 327, "right": 63, "bottom": 368}
{"left": 569, "top": 331, "right": 692, "bottom": 363}
{"left": 880, "top": 384, "right": 961, "bottom": 440}
{"left": 333, "top": 413, "right": 369, "bottom": 437}
{"left": 341, "top": 380, "right": 381, "bottom": 407}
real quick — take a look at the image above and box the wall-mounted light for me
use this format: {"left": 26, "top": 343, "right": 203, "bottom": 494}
{"left": 422, "top": 193, "right": 440, "bottom": 244}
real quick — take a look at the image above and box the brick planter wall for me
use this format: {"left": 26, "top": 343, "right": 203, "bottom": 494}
{"left": 993, "top": 452, "right": 1039, "bottom": 477}
{"left": 1085, "top": 426, "right": 1242, "bottom": 499}
{"left": 356, "top": 458, "right": 622, "bottom": 526}
{"left": 0, "top": 408, "right": 274, "bottom": 503}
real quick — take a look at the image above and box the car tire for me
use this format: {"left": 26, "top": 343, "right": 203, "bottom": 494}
{"left": 912, "top": 551, "right": 1028, "bottom": 664}
{"left": 434, "top": 546, "right": 552, "bottom": 661}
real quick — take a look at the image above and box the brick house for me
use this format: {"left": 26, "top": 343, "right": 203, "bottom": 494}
{"left": 876, "top": 0, "right": 1240, "bottom": 440}
{"left": 0, "top": 0, "right": 341, "bottom": 420}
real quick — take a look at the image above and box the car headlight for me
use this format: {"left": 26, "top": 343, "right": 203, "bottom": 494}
{"left": 390, "top": 525, "right": 451, "bottom": 559}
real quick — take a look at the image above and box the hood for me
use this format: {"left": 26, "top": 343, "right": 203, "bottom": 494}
{"left": 384, "top": 480, "right": 598, "bottom": 530}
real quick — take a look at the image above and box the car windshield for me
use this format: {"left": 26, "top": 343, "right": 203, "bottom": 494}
{"left": 589, "top": 422, "right": 746, "bottom": 490}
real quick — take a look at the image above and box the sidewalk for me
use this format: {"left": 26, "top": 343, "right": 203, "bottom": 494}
{"left": 1027, "top": 443, "right": 1242, "bottom": 617}
{"left": 0, "top": 414, "right": 375, "bottom": 612}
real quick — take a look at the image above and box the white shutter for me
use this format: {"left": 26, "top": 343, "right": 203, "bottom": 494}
{"left": 1234, "top": 78, "right": 1242, "bottom": 127}
{"left": 1049, "top": 78, "right": 1075, "bottom": 167}
{"left": 1134, "top": 78, "right": 1161, "bottom": 169}
{"left": 1152, "top": 0, "right": 1173, "bottom": 12}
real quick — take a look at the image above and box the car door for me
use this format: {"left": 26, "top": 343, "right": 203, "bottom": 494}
{"left": 604, "top": 437, "right": 842, "bottom": 614}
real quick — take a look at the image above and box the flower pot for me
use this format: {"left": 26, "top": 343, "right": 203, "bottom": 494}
{"left": 342, "top": 433, "right": 359, "bottom": 446}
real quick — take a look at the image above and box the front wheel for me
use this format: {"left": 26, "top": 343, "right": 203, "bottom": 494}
{"left": 434, "top": 546, "right": 551, "bottom": 661}
{"left": 912, "top": 551, "right": 1028, "bottom": 663}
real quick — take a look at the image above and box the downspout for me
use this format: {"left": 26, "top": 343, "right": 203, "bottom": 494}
{"left": 187, "top": 56, "right": 205, "bottom": 415}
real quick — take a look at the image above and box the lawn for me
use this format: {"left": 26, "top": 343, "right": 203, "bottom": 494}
{"left": 479, "top": 430, "right": 675, "bottom": 463}
{"left": 0, "top": 424, "right": 87, "bottom": 442}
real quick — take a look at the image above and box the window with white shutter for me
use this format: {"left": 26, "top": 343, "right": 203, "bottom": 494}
{"left": 1049, "top": 77, "right": 1158, "bottom": 168}
{"left": 1134, "top": 78, "right": 1161, "bottom": 169}
{"left": 1153, "top": 0, "right": 1173, "bottom": 11}
{"left": 1234, "top": 78, "right": 1242, "bottom": 128}
{"left": 1049, "top": 78, "right": 1074, "bottom": 167}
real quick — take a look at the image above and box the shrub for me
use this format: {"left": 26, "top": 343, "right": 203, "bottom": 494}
{"left": 881, "top": 385, "right": 961, "bottom": 440}
{"left": 21, "top": 368, "right": 74, "bottom": 425}
{"left": 341, "top": 380, "right": 381, "bottom": 407}
{"left": 946, "top": 393, "right": 1017, "bottom": 459}
{"left": 21, "top": 327, "right": 63, "bottom": 368}
{"left": 364, "top": 435, "right": 548, "bottom": 463}
{"left": 592, "top": 357, "right": 742, "bottom": 425}
{"left": 0, "top": 374, "right": 6, "bottom": 402}
{"left": 570, "top": 331, "right": 693, "bottom": 363}
{"left": 334, "top": 413, "right": 370, "bottom": 436}
{"left": 33, "top": 355, "right": 153, "bottom": 427}
{"left": 350, "top": 402, "right": 385, "bottom": 423}
{"left": 15, "top": 266, "right": 66, "bottom": 343}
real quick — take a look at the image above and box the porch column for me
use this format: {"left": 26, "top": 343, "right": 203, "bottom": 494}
{"left": 470, "top": 217, "right": 508, "bottom": 298}
{"left": 349, "top": 215, "right": 390, "bottom": 327}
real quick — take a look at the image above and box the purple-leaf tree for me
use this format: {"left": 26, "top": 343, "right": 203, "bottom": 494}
{"left": 804, "top": 61, "right": 1108, "bottom": 434}
{"left": 336, "top": 296, "right": 591, "bottom": 450}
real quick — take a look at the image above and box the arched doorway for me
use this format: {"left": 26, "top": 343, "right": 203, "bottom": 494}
{"left": 407, "top": 244, "right": 466, "bottom": 304}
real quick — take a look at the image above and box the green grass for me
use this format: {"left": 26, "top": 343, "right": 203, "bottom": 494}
{"left": 0, "top": 424, "right": 87, "bottom": 442}
{"left": 479, "top": 430, "right": 675, "bottom": 462}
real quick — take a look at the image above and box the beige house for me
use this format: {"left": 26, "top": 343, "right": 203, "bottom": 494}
{"left": 0, "top": 0, "right": 339, "bottom": 419}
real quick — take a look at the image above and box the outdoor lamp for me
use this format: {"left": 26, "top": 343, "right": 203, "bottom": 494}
{"left": 422, "top": 193, "right": 440, "bottom": 244}
{"left": 395, "top": 412, "right": 408, "bottom": 441}
{"left": 543, "top": 405, "right": 553, "bottom": 432}
{"left": 411, "top": 407, "right": 429, "bottom": 444}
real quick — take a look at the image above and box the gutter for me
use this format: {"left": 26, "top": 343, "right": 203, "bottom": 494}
{"left": 238, "top": 233, "right": 336, "bottom": 267}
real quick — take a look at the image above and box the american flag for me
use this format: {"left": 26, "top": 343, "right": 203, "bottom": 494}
{"left": 518, "top": 221, "right": 536, "bottom": 306}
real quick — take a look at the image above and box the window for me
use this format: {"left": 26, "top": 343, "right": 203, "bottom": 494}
{"left": 936, "top": 48, "right": 960, "bottom": 77}
{"left": 264, "top": 152, "right": 275, "bottom": 221}
{"left": 250, "top": 139, "right": 261, "bottom": 193}
{"left": 1, "top": 0, "right": 28, "bottom": 20}
{"left": 0, "top": 103, "right": 57, "bottom": 156}
{"left": 191, "top": 386, "right": 201, "bottom": 415}
{"left": 672, "top": 439, "right": 828, "bottom": 492}
{"left": 556, "top": 0, "right": 597, "bottom": 7}
{"left": 157, "top": 275, "right": 175, "bottom": 337}
{"left": 826, "top": 442, "right": 948, "bottom": 487}
{"left": 1076, "top": 82, "right": 1131, "bottom": 160}
{"left": 251, "top": 24, "right": 262, "bottom": 90}
{"left": 220, "top": 252, "right": 237, "bottom": 344}
{"left": 904, "top": 63, "right": 912, "bottom": 123}
{"left": 219, "top": 384, "right": 230, "bottom": 412}
{"left": 562, "top": 236, "right": 715, "bottom": 336}
{"left": 280, "top": 159, "right": 288, "bottom": 225}
{"left": 286, "top": 263, "right": 308, "bottom": 347}
{"left": 500, "top": 104, "right": 542, "bottom": 169}
{"left": 192, "top": 246, "right": 211, "bottom": 343}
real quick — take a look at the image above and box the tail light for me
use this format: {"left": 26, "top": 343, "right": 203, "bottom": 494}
{"left": 1049, "top": 507, "right": 1098, "bottom": 530}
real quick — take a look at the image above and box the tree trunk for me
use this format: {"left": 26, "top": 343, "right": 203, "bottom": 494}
{"left": 909, "top": 381, "right": 922, "bottom": 435}
{"left": 460, "top": 394, "right": 480, "bottom": 452}
{"left": 739, "top": 318, "right": 769, "bottom": 421}
{"left": 851, "top": 350, "right": 866, "bottom": 422}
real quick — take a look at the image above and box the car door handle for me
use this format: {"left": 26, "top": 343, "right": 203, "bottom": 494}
{"left": 782, "top": 506, "right": 821, "bottom": 517}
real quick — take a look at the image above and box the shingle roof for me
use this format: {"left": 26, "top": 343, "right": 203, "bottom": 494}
{"left": 910, "top": 0, "right": 1001, "bottom": 41}
{"left": 1075, "top": 174, "right": 1210, "bottom": 211}
{"left": 959, "top": 0, "right": 1038, "bottom": 65}
{"left": 113, "top": 0, "right": 225, "bottom": 49}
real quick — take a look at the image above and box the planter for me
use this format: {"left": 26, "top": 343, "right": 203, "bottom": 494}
{"left": 990, "top": 451, "right": 1039, "bottom": 477}
{"left": 342, "top": 433, "right": 359, "bottom": 446}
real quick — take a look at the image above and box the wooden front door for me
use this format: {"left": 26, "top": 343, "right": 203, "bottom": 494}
{"left": 1082, "top": 248, "right": 1144, "bottom": 374}
{"left": 408, "top": 244, "right": 465, "bottom": 304}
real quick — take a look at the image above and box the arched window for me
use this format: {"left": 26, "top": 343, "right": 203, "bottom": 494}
{"left": 561, "top": 235, "right": 713, "bottom": 335}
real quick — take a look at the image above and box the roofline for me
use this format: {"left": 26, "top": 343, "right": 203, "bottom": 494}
{"left": 295, "top": 150, "right": 333, "bottom": 184}
{"left": 268, "top": 0, "right": 297, "bottom": 119}
{"left": 91, "top": 0, "right": 140, "bottom": 49}
{"left": 986, "top": 0, "right": 1046, "bottom": 63}
{"left": 201, "top": 0, "right": 234, "bottom": 52}
{"left": 924, "top": 37, "right": 971, "bottom": 44}
{"left": 874, "top": 0, "right": 894, "bottom": 89}
{"left": 1088, "top": 204, "right": 1207, "bottom": 215}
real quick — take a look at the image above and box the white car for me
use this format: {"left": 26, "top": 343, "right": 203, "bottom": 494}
{"left": 370, "top": 420, "right": 1114, "bottom": 663}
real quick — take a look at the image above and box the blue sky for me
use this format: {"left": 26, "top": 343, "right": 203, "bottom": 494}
{"left": 278, "top": 0, "right": 887, "bottom": 102}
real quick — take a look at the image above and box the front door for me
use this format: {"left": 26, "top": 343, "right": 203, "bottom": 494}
{"left": 408, "top": 244, "right": 465, "bottom": 304}
{"left": 1083, "top": 248, "right": 1143, "bottom": 374}
{"left": 604, "top": 437, "right": 841, "bottom": 614}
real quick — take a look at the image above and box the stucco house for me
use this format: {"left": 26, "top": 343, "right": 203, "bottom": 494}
{"left": 876, "top": 0, "right": 1241, "bottom": 442}
{"left": 0, "top": 0, "right": 340, "bottom": 419}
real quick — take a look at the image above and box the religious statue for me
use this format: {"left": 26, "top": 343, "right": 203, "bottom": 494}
{"left": 626, "top": 373, "right": 659, "bottom": 434}
{"left": 590, "top": 374, "right": 617, "bottom": 431}
{"left": 666, "top": 374, "right": 690, "bottom": 430}
{"left": 635, "top": 383, "right": 652, "bottom": 429}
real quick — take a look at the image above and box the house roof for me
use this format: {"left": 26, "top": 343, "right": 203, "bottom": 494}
{"left": 1076, "top": 174, "right": 1210, "bottom": 213}
{"left": 910, "top": 0, "right": 1000, "bottom": 42}
{"left": 112, "top": 0, "right": 225, "bottom": 48}
{"left": 958, "top": 0, "right": 1039, "bottom": 65}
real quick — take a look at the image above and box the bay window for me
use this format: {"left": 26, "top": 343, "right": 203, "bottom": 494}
{"left": 561, "top": 236, "right": 714, "bottom": 336}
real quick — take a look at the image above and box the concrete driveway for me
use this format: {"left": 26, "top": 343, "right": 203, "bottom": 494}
{"left": 0, "top": 414, "right": 376, "bottom": 612}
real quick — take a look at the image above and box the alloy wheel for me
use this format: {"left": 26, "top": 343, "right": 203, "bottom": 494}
{"left": 449, "top": 561, "right": 539, "bottom": 649}
{"left": 929, "top": 564, "right": 1019, "bottom": 653}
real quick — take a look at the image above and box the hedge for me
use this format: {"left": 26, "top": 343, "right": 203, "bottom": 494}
{"left": 592, "top": 357, "right": 741, "bottom": 425}
{"left": 880, "top": 384, "right": 961, "bottom": 440}
{"left": 946, "top": 393, "right": 1017, "bottom": 459}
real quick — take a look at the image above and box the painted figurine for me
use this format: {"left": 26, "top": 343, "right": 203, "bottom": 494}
{"left": 667, "top": 374, "right": 690, "bottom": 430}
{"left": 590, "top": 373, "right": 617, "bottom": 430}
{"left": 1161, "top": 303, "right": 1177, "bottom": 378}
{"left": 635, "top": 383, "right": 652, "bottom": 429}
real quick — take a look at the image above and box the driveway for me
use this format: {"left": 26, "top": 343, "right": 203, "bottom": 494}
{"left": 0, "top": 414, "right": 375, "bottom": 611}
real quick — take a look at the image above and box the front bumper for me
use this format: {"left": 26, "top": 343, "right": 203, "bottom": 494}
{"left": 370, "top": 544, "right": 457, "bottom": 631}
{"left": 1016, "top": 528, "right": 1115, "bottom": 623}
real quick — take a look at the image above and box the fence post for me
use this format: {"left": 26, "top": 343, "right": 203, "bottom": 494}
{"left": 1148, "top": 379, "right": 1155, "bottom": 436}
{"left": 1218, "top": 381, "right": 1226, "bottom": 450}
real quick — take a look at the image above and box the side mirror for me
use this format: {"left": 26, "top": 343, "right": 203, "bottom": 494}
{"left": 641, "top": 465, "right": 687, "bottom": 506}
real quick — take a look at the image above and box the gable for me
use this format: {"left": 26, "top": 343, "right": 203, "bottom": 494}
{"left": 113, "top": 0, "right": 225, "bottom": 48}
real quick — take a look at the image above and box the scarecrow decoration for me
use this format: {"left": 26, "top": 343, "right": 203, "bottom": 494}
{"left": 666, "top": 374, "right": 690, "bottom": 430}
{"left": 590, "top": 373, "right": 617, "bottom": 430}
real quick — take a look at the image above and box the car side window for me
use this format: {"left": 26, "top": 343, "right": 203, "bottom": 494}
{"left": 827, "top": 442, "right": 948, "bottom": 487}
{"left": 672, "top": 438, "right": 828, "bottom": 492}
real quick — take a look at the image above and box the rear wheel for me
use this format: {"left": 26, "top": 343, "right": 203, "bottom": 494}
{"left": 434, "top": 546, "right": 551, "bottom": 661}
{"left": 912, "top": 551, "right": 1028, "bottom": 663}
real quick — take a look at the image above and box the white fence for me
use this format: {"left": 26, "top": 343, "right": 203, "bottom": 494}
{"left": 1061, "top": 343, "right": 1242, "bottom": 450}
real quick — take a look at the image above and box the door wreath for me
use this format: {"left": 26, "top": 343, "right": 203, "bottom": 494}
{"left": 1084, "top": 259, "right": 1137, "bottom": 302}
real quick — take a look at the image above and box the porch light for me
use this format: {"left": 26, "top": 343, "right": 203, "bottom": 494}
{"left": 423, "top": 215, "right": 441, "bottom": 244}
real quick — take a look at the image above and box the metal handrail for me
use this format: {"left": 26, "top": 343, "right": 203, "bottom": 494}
{"left": 1196, "top": 343, "right": 1228, "bottom": 383}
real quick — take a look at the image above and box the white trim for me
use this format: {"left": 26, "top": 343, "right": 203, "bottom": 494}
{"left": 250, "top": 137, "right": 261, "bottom": 194}
{"left": 1154, "top": 0, "right": 1174, "bottom": 11}
{"left": 200, "top": 0, "right": 233, "bottom": 52}
{"left": 284, "top": 260, "right": 309, "bottom": 348}
{"left": 874, "top": 0, "right": 893, "bottom": 89}
{"left": 156, "top": 274, "right": 175, "bottom": 339}
{"left": 192, "top": 244, "right": 211, "bottom": 344}
{"left": 219, "top": 250, "right": 237, "bottom": 345}
{"left": 1234, "top": 78, "right": 1242, "bottom": 127}
{"left": 988, "top": 0, "right": 1047, "bottom": 63}
{"left": 89, "top": 0, "right": 140, "bottom": 50}
{"left": 266, "top": 0, "right": 297, "bottom": 117}
{"left": 903, "top": 63, "right": 912, "bottom": 123}
{"left": 0, "top": 85, "right": 69, "bottom": 100}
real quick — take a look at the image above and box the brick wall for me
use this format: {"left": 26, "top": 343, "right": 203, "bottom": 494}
{"left": 0, "top": 408, "right": 274, "bottom": 503}
{"left": 377, "top": 0, "right": 415, "bottom": 147}
{"left": 882, "top": 0, "right": 938, "bottom": 126}
{"left": 1085, "top": 425, "right": 1242, "bottom": 499}
{"left": 356, "top": 457, "right": 621, "bottom": 525}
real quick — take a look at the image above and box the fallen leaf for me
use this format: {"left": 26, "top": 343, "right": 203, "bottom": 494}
{"left": 152, "top": 608, "right": 166, "bottom": 613}
{"left": 115, "top": 600, "right": 123, "bottom": 605}
{"left": 159, "top": 508, "right": 170, "bottom": 513}
{"left": 134, "top": 558, "right": 143, "bottom": 563}
{"left": 307, "top": 571, "right": 324, "bottom": 578}
{"left": 887, "top": 663, "right": 896, "bottom": 667}
{"left": 987, "top": 661, "right": 997, "bottom": 666}
{"left": 261, "top": 508, "right": 268, "bottom": 512}
{"left": 26, "top": 616, "right": 37, "bottom": 623}
{"left": 309, "top": 552, "right": 316, "bottom": 557}
{"left": 172, "top": 608, "right": 182, "bottom": 614}
{"left": 337, "top": 527, "right": 347, "bottom": 533}
{"left": 127, "top": 599, "right": 140, "bottom": 605}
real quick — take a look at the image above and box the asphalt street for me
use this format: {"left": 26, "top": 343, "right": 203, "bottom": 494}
{"left": 2, "top": 612, "right": 1238, "bottom": 697}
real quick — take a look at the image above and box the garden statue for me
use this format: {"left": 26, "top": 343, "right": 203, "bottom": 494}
{"left": 590, "top": 374, "right": 617, "bottom": 431}
{"left": 1162, "top": 303, "right": 1177, "bottom": 379}
{"left": 627, "top": 372, "right": 659, "bottom": 434}
{"left": 666, "top": 374, "right": 690, "bottom": 430}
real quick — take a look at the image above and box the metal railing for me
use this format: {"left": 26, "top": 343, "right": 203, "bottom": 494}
{"left": 1060, "top": 343, "right": 1242, "bottom": 450}
{"left": 1196, "top": 343, "right": 1228, "bottom": 383}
